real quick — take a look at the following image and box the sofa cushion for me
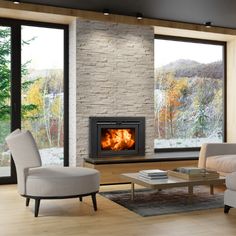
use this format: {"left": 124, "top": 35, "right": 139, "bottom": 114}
{"left": 206, "top": 155, "right": 236, "bottom": 174}
{"left": 26, "top": 167, "right": 100, "bottom": 197}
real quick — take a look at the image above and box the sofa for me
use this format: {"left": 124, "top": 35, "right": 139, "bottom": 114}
{"left": 198, "top": 143, "right": 236, "bottom": 176}
{"left": 224, "top": 172, "right": 236, "bottom": 213}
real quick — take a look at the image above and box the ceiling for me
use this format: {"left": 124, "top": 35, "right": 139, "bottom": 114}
{"left": 18, "top": 0, "right": 236, "bottom": 29}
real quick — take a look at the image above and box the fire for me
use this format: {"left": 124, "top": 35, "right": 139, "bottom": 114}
{"left": 101, "top": 129, "right": 135, "bottom": 151}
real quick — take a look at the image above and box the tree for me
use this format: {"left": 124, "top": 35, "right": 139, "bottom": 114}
{"left": 0, "top": 27, "right": 11, "bottom": 121}
{"left": 0, "top": 27, "right": 36, "bottom": 121}
{"left": 158, "top": 73, "right": 188, "bottom": 138}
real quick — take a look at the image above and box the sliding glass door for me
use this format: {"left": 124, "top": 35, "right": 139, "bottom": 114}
{"left": 0, "top": 19, "right": 68, "bottom": 184}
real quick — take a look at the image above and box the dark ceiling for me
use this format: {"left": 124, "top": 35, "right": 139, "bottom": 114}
{"left": 19, "top": 0, "right": 236, "bottom": 29}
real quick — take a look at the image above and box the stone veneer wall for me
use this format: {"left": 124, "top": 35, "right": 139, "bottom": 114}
{"left": 73, "top": 19, "right": 154, "bottom": 165}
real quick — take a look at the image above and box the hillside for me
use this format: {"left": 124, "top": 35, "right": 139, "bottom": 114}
{"left": 158, "top": 59, "right": 223, "bottom": 80}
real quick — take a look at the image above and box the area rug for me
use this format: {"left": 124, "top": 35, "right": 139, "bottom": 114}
{"left": 100, "top": 186, "right": 224, "bottom": 217}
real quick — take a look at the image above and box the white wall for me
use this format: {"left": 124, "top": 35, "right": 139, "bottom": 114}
{"left": 69, "top": 19, "right": 155, "bottom": 165}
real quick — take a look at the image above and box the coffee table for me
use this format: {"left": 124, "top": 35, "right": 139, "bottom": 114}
{"left": 121, "top": 172, "right": 225, "bottom": 200}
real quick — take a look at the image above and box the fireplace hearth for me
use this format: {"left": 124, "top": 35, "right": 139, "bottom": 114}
{"left": 89, "top": 117, "right": 145, "bottom": 158}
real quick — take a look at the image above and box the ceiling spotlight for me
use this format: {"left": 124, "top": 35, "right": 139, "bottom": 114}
{"left": 103, "top": 9, "right": 110, "bottom": 16}
{"left": 136, "top": 13, "right": 143, "bottom": 20}
{"left": 204, "top": 21, "right": 212, "bottom": 28}
{"left": 13, "top": 1, "right": 20, "bottom": 4}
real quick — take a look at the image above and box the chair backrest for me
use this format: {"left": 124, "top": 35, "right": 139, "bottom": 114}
{"left": 5, "top": 129, "right": 42, "bottom": 195}
{"left": 6, "top": 129, "right": 42, "bottom": 170}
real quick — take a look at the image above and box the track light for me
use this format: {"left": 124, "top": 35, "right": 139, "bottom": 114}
{"left": 103, "top": 9, "right": 110, "bottom": 16}
{"left": 13, "top": 1, "right": 20, "bottom": 4}
{"left": 204, "top": 21, "right": 212, "bottom": 28}
{"left": 136, "top": 13, "right": 143, "bottom": 20}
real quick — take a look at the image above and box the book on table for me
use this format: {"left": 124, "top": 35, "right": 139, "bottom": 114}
{"left": 139, "top": 173, "right": 168, "bottom": 180}
{"left": 176, "top": 167, "right": 206, "bottom": 174}
{"left": 139, "top": 169, "right": 168, "bottom": 179}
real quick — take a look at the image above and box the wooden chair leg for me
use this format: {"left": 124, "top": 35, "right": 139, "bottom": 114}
{"left": 26, "top": 197, "right": 30, "bottom": 207}
{"left": 224, "top": 205, "right": 231, "bottom": 214}
{"left": 91, "top": 193, "right": 97, "bottom": 211}
{"left": 79, "top": 197, "right": 83, "bottom": 202}
{"left": 35, "top": 199, "right": 41, "bottom": 217}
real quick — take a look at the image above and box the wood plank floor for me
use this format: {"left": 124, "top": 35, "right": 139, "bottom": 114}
{"left": 0, "top": 184, "right": 236, "bottom": 236}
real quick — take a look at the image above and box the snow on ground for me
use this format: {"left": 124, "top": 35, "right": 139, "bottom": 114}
{"left": 39, "top": 147, "right": 63, "bottom": 166}
{"left": 154, "top": 137, "right": 222, "bottom": 149}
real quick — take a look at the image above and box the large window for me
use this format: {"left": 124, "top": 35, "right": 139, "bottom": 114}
{"left": 0, "top": 19, "right": 68, "bottom": 183}
{"left": 154, "top": 36, "right": 225, "bottom": 150}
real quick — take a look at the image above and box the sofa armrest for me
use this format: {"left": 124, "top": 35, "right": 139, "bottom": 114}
{"left": 198, "top": 143, "right": 236, "bottom": 168}
{"left": 226, "top": 172, "right": 236, "bottom": 190}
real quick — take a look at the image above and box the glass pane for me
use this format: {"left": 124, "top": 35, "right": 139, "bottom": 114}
{"left": 154, "top": 39, "right": 224, "bottom": 148}
{"left": 0, "top": 26, "right": 11, "bottom": 177}
{"left": 21, "top": 26, "right": 64, "bottom": 166}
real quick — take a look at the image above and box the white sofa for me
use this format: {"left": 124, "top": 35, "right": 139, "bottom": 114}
{"left": 198, "top": 143, "right": 236, "bottom": 176}
{"left": 224, "top": 172, "right": 236, "bottom": 213}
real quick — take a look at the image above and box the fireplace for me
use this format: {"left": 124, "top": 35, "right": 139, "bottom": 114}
{"left": 89, "top": 117, "right": 145, "bottom": 158}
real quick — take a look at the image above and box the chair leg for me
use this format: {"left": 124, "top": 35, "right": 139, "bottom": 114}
{"left": 26, "top": 197, "right": 30, "bottom": 207}
{"left": 79, "top": 197, "right": 83, "bottom": 202}
{"left": 224, "top": 205, "right": 231, "bottom": 214}
{"left": 91, "top": 193, "right": 97, "bottom": 211}
{"left": 35, "top": 199, "right": 41, "bottom": 217}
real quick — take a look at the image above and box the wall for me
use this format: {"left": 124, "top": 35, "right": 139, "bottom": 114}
{"left": 69, "top": 19, "right": 77, "bottom": 166}
{"left": 73, "top": 19, "right": 154, "bottom": 165}
{"left": 227, "top": 39, "right": 236, "bottom": 142}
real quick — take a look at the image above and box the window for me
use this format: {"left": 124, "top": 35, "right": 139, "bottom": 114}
{"left": 21, "top": 26, "right": 66, "bottom": 166}
{"left": 0, "top": 19, "right": 68, "bottom": 183}
{"left": 154, "top": 35, "right": 225, "bottom": 150}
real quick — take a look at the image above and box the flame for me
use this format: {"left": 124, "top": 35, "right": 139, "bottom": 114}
{"left": 101, "top": 129, "right": 135, "bottom": 151}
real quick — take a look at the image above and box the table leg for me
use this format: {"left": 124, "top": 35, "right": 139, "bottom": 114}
{"left": 210, "top": 184, "right": 214, "bottom": 195}
{"left": 131, "top": 182, "right": 135, "bottom": 200}
{"left": 188, "top": 185, "right": 193, "bottom": 195}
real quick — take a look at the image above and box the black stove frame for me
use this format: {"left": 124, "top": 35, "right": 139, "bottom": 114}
{"left": 89, "top": 117, "right": 145, "bottom": 158}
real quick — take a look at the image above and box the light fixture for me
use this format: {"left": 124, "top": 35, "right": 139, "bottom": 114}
{"left": 136, "top": 13, "right": 143, "bottom": 20}
{"left": 103, "top": 9, "right": 110, "bottom": 16}
{"left": 204, "top": 21, "right": 212, "bottom": 28}
{"left": 13, "top": 1, "right": 20, "bottom": 4}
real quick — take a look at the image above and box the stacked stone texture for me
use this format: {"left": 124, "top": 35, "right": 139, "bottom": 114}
{"left": 75, "top": 19, "right": 154, "bottom": 165}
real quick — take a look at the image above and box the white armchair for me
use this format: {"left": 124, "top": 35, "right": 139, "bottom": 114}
{"left": 6, "top": 129, "right": 100, "bottom": 217}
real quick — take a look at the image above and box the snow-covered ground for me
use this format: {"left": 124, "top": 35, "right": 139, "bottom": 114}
{"left": 1, "top": 147, "right": 64, "bottom": 168}
{"left": 155, "top": 137, "right": 222, "bottom": 149}
{"left": 39, "top": 147, "right": 64, "bottom": 166}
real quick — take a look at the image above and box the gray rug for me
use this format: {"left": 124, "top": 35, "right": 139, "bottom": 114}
{"left": 100, "top": 186, "right": 224, "bottom": 217}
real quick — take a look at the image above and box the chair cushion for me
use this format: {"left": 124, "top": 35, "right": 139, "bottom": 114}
{"left": 206, "top": 155, "right": 236, "bottom": 174}
{"left": 226, "top": 172, "right": 236, "bottom": 191}
{"left": 26, "top": 167, "right": 100, "bottom": 197}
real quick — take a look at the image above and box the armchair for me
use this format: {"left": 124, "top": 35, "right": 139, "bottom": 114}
{"left": 6, "top": 129, "right": 100, "bottom": 217}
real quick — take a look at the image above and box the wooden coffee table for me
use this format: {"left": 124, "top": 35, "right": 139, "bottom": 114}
{"left": 121, "top": 173, "right": 225, "bottom": 200}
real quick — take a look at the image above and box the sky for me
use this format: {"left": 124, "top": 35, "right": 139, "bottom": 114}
{"left": 21, "top": 26, "right": 64, "bottom": 70}
{"left": 154, "top": 39, "right": 223, "bottom": 68}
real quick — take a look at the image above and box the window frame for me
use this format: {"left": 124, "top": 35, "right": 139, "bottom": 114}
{"left": 0, "top": 18, "right": 69, "bottom": 184}
{"left": 154, "top": 34, "right": 227, "bottom": 152}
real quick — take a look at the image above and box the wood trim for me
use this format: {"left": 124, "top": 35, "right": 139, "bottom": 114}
{"left": 1, "top": 1, "right": 236, "bottom": 34}
{"left": 84, "top": 160, "right": 198, "bottom": 184}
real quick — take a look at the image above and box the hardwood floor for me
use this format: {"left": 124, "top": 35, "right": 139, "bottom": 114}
{"left": 0, "top": 184, "right": 236, "bottom": 236}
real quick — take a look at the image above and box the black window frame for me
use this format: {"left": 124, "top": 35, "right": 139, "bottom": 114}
{"left": 0, "top": 18, "right": 69, "bottom": 184}
{"left": 154, "top": 34, "right": 227, "bottom": 153}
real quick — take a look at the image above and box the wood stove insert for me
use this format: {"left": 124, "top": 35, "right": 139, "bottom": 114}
{"left": 89, "top": 117, "right": 145, "bottom": 158}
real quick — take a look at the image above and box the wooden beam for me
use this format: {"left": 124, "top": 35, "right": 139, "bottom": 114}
{"left": 0, "top": 0, "right": 236, "bottom": 35}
